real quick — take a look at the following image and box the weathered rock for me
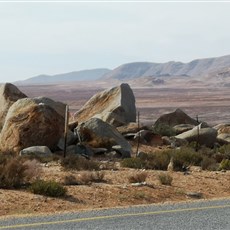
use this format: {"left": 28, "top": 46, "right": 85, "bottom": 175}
{"left": 74, "top": 83, "right": 136, "bottom": 127}
{"left": 175, "top": 124, "right": 217, "bottom": 148}
{"left": 77, "top": 118, "right": 132, "bottom": 157}
{"left": 134, "top": 130, "right": 163, "bottom": 145}
{"left": 0, "top": 83, "right": 27, "bottom": 130}
{"left": 57, "top": 130, "right": 77, "bottom": 150}
{"left": 162, "top": 136, "right": 188, "bottom": 147}
{"left": 0, "top": 98, "right": 64, "bottom": 154}
{"left": 214, "top": 124, "right": 230, "bottom": 134}
{"left": 20, "top": 146, "right": 52, "bottom": 156}
{"left": 154, "top": 108, "right": 199, "bottom": 128}
{"left": 217, "top": 133, "right": 230, "bottom": 143}
{"left": 112, "top": 145, "right": 130, "bottom": 158}
{"left": 32, "top": 97, "right": 66, "bottom": 118}
{"left": 173, "top": 124, "right": 195, "bottom": 135}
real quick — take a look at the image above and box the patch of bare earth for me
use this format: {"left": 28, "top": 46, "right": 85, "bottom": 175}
{"left": 0, "top": 145, "right": 229, "bottom": 217}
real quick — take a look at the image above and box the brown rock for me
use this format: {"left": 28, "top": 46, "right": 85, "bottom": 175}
{"left": 0, "top": 98, "right": 64, "bottom": 154}
{"left": 154, "top": 108, "right": 198, "bottom": 128}
{"left": 0, "top": 83, "right": 27, "bottom": 130}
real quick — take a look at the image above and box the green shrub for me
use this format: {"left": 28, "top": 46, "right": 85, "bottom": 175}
{"left": 158, "top": 173, "right": 173, "bottom": 185}
{"left": 218, "top": 144, "right": 230, "bottom": 159}
{"left": 61, "top": 154, "right": 99, "bottom": 171}
{"left": 0, "top": 156, "right": 28, "bottom": 189}
{"left": 128, "top": 172, "right": 147, "bottom": 183}
{"left": 30, "top": 180, "right": 67, "bottom": 197}
{"left": 172, "top": 147, "right": 203, "bottom": 171}
{"left": 121, "top": 151, "right": 170, "bottom": 170}
{"left": 219, "top": 159, "right": 230, "bottom": 170}
{"left": 144, "top": 151, "right": 171, "bottom": 170}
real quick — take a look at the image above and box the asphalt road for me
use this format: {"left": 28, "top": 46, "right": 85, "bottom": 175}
{"left": 0, "top": 198, "right": 230, "bottom": 230}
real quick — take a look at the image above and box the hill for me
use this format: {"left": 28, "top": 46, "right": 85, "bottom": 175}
{"left": 102, "top": 55, "right": 230, "bottom": 80}
{"left": 16, "top": 68, "right": 110, "bottom": 85}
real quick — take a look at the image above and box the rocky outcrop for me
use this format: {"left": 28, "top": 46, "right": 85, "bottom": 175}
{"left": 74, "top": 83, "right": 136, "bottom": 127}
{"left": 0, "top": 83, "right": 27, "bottom": 131}
{"left": 0, "top": 98, "right": 64, "bottom": 154}
{"left": 76, "top": 118, "right": 132, "bottom": 157}
{"left": 175, "top": 124, "right": 217, "bottom": 147}
{"left": 154, "top": 108, "right": 199, "bottom": 129}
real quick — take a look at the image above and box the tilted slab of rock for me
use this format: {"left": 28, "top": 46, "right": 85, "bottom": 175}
{"left": 0, "top": 83, "right": 27, "bottom": 131}
{"left": 175, "top": 124, "right": 217, "bottom": 148}
{"left": 77, "top": 118, "right": 132, "bottom": 157}
{"left": 0, "top": 98, "right": 64, "bottom": 154}
{"left": 74, "top": 83, "right": 136, "bottom": 127}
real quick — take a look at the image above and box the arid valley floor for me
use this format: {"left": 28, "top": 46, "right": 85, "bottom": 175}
{"left": 0, "top": 82, "right": 230, "bottom": 217}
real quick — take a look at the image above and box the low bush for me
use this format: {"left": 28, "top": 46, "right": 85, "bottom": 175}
{"left": 0, "top": 156, "right": 28, "bottom": 189}
{"left": 128, "top": 172, "right": 148, "bottom": 183}
{"left": 61, "top": 154, "right": 99, "bottom": 171}
{"left": 29, "top": 180, "right": 67, "bottom": 197}
{"left": 201, "top": 156, "right": 218, "bottom": 171}
{"left": 172, "top": 147, "right": 203, "bottom": 171}
{"left": 121, "top": 158, "right": 144, "bottom": 169}
{"left": 219, "top": 159, "right": 230, "bottom": 170}
{"left": 63, "top": 174, "right": 79, "bottom": 185}
{"left": 121, "top": 151, "right": 170, "bottom": 170}
{"left": 79, "top": 171, "right": 106, "bottom": 184}
{"left": 218, "top": 144, "right": 230, "bottom": 159}
{"left": 158, "top": 173, "right": 173, "bottom": 185}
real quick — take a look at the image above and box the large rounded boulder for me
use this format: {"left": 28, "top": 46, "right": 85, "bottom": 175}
{"left": 0, "top": 98, "right": 64, "bottom": 154}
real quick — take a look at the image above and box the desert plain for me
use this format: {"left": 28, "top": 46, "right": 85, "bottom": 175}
{"left": 0, "top": 81, "right": 230, "bottom": 217}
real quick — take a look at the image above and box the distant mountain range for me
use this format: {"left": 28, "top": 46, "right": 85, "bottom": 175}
{"left": 102, "top": 55, "right": 230, "bottom": 80}
{"left": 16, "top": 68, "right": 110, "bottom": 85}
{"left": 15, "top": 55, "right": 230, "bottom": 85}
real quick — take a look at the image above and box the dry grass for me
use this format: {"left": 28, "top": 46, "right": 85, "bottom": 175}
{"left": 128, "top": 172, "right": 148, "bottom": 183}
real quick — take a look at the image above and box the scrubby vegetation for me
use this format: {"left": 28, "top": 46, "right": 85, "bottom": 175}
{"left": 79, "top": 171, "right": 106, "bottom": 184}
{"left": 219, "top": 159, "right": 230, "bottom": 170}
{"left": 158, "top": 173, "right": 173, "bottom": 185}
{"left": 128, "top": 172, "right": 148, "bottom": 183}
{"left": 29, "top": 180, "right": 67, "bottom": 197}
{"left": 0, "top": 155, "right": 41, "bottom": 189}
{"left": 61, "top": 154, "right": 100, "bottom": 171}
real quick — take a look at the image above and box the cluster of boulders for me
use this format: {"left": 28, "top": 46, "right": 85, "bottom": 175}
{"left": 0, "top": 82, "right": 229, "bottom": 160}
{"left": 0, "top": 83, "right": 136, "bottom": 158}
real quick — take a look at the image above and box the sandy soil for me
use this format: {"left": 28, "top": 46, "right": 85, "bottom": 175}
{"left": 0, "top": 144, "right": 230, "bottom": 217}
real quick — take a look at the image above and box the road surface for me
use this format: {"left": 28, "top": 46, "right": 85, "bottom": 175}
{"left": 0, "top": 198, "right": 230, "bottom": 229}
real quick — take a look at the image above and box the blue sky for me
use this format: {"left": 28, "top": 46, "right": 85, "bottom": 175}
{"left": 0, "top": 1, "right": 230, "bottom": 82}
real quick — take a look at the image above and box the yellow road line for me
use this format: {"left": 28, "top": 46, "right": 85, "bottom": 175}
{"left": 1, "top": 204, "right": 230, "bottom": 229}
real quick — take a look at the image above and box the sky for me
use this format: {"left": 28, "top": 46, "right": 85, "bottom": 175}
{"left": 1, "top": 1, "right": 230, "bottom": 82}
